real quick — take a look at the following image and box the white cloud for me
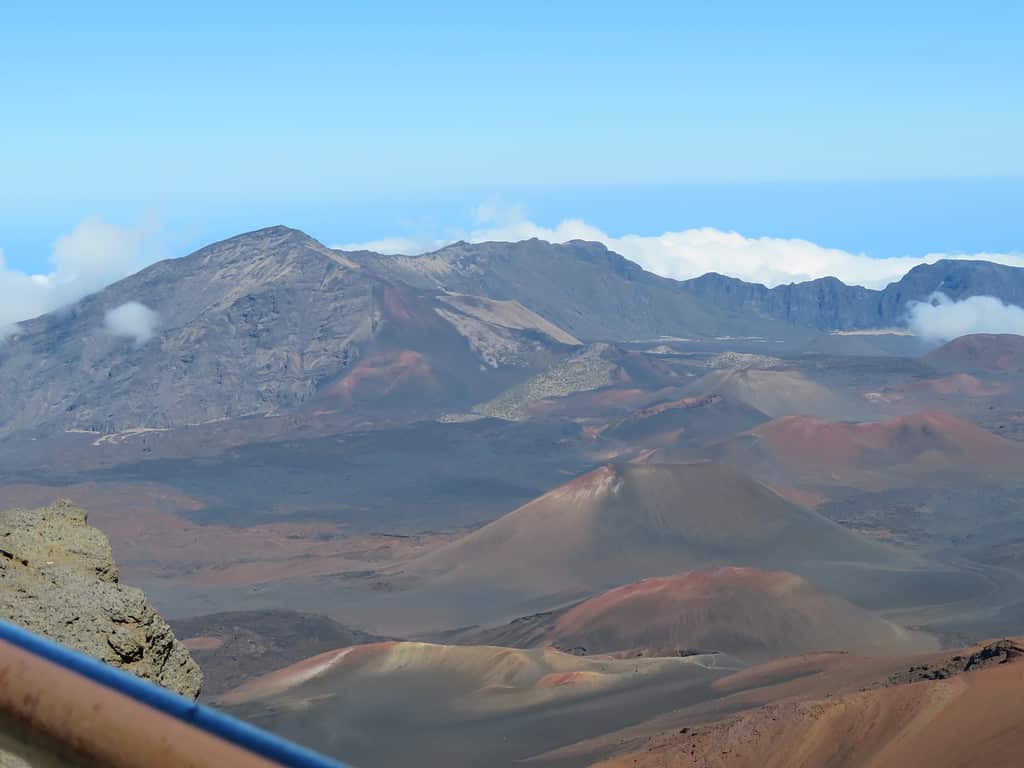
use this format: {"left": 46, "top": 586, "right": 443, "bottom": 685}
{"left": 338, "top": 208, "right": 1024, "bottom": 290}
{"left": 52, "top": 218, "right": 150, "bottom": 285}
{"left": 906, "top": 292, "right": 1024, "bottom": 342}
{"left": 342, "top": 235, "right": 451, "bottom": 255}
{"left": 0, "top": 218, "right": 159, "bottom": 337}
{"left": 104, "top": 301, "right": 160, "bottom": 345}
{"left": 471, "top": 200, "right": 527, "bottom": 227}
{"left": 7, "top": 210, "right": 1024, "bottom": 344}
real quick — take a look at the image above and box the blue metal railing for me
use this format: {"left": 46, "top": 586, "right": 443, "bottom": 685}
{"left": 0, "top": 619, "right": 350, "bottom": 768}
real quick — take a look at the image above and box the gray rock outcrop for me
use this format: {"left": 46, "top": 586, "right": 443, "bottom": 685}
{"left": 0, "top": 500, "right": 202, "bottom": 699}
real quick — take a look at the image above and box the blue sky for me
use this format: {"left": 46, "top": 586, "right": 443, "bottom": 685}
{"left": 1, "top": 2, "right": 1023, "bottom": 288}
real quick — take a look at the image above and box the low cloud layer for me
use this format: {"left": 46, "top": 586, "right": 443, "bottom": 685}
{"left": 104, "top": 301, "right": 160, "bottom": 344}
{"left": 907, "top": 293, "right": 1024, "bottom": 342}
{"left": 0, "top": 218, "right": 159, "bottom": 336}
{"left": 340, "top": 209, "right": 1024, "bottom": 290}
{"left": 5, "top": 211, "right": 1024, "bottom": 339}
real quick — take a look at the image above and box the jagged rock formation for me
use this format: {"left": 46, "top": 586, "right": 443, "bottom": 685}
{"left": 881, "top": 638, "right": 1023, "bottom": 685}
{"left": 0, "top": 501, "right": 202, "bottom": 699}
{"left": 679, "top": 259, "right": 1024, "bottom": 331}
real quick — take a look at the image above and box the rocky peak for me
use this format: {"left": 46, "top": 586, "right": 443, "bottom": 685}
{"left": 0, "top": 224, "right": 375, "bottom": 436}
{"left": 0, "top": 501, "right": 202, "bottom": 699}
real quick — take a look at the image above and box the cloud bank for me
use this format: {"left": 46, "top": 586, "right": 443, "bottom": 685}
{"left": 340, "top": 210, "right": 1024, "bottom": 290}
{"left": 907, "top": 293, "right": 1024, "bottom": 342}
{"left": 0, "top": 218, "right": 158, "bottom": 336}
{"left": 104, "top": 301, "right": 160, "bottom": 345}
{"left": 5, "top": 210, "right": 1024, "bottom": 340}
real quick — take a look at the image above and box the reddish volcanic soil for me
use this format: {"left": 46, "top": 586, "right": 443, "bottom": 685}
{"left": 925, "top": 333, "right": 1024, "bottom": 373}
{"left": 182, "top": 636, "right": 224, "bottom": 651}
{"left": 328, "top": 349, "right": 433, "bottom": 404}
{"left": 910, "top": 373, "right": 1007, "bottom": 397}
{"left": 749, "top": 411, "right": 1024, "bottom": 475}
{"left": 378, "top": 461, "right": 957, "bottom": 636}
{"left": 591, "top": 639, "right": 1024, "bottom": 768}
{"left": 408, "top": 463, "right": 906, "bottom": 604}
{"left": 546, "top": 567, "right": 934, "bottom": 660}
{"left": 217, "top": 630, "right": 1024, "bottom": 768}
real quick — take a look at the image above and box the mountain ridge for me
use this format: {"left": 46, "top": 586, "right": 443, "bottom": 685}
{"left": 2, "top": 225, "right": 1023, "bottom": 438}
{"left": 0, "top": 227, "right": 580, "bottom": 435}
{"left": 344, "top": 235, "right": 1024, "bottom": 333}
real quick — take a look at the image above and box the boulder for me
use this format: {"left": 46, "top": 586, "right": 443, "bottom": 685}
{"left": 0, "top": 500, "right": 202, "bottom": 699}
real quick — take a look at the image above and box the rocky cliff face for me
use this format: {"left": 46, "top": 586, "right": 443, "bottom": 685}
{"left": 0, "top": 501, "right": 202, "bottom": 699}
{"left": 679, "top": 259, "right": 1024, "bottom": 331}
{"left": 678, "top": 274, "right": 884, "bottom": 330}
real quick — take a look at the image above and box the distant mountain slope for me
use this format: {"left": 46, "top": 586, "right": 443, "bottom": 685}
{"left": 682, "top": 367, "right": 864, "bottom": 420}
{"left": 0, "top": 227, "right": 372, "bottom": 434}
{"left": 924, "top": 333, "right": 1024, "bottom": 373}
{"left": 346, "top": 238, "right": 808, "bottom": 342}
{"left": 0, "top": 227, "right": 576, "bottom": 435}
{"left": 548, "top": 566, "right": 934, "bottom": 660}
{"left": 400, "top": 462, "right": 946, "bottom": 629}
{"left": 753, "top": 412, "right": 1022, "bottom": 471}
{"left": 355, "top": 241, "right": 1024, "bottom": 334}
{"left": 680, "top": 273, "right": 883, "bottom": 330}
{"left": 456, "top": 566, "right": 935, "bottom": 661}
{"left": 711, "top": 412, "right": 1024, "bottom": 489}
{"left": 3, "top": 226, "right": 1022, "bottom": 437}
{"left": 679, "top": 259, "right": 1024, "bottom": 331}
